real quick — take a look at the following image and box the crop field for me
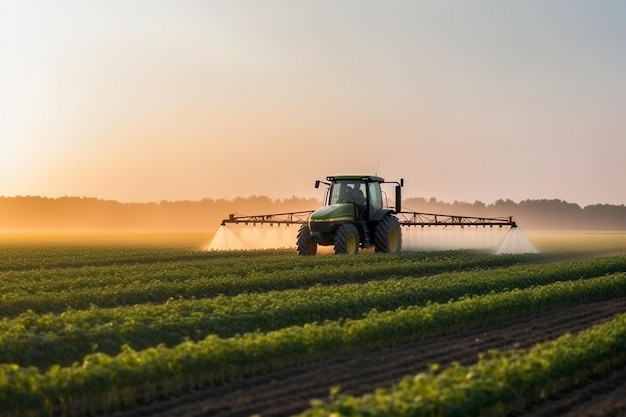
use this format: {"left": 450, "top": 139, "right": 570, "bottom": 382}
{"left": 1, "top": 231, "right": 626, "bottom": 417}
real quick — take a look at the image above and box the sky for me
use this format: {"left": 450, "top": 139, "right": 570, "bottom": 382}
{"left": 1, "top": 0, "right": 625, "bottom": 207}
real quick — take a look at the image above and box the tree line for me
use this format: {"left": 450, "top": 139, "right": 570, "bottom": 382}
{"left": 403, "top": 197, "right": 626, "bottom": 231}
{"left": 1, "top": 195, "right": 625, "bottom": 231}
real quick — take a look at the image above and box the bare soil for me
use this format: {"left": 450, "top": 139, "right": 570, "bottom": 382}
{"left": 110, "top": 296, "right": 626, "bottom": 417}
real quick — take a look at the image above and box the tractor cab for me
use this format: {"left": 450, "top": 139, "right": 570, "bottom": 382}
{"left": 325, "top": 176, "right": 383, "bottom": 221}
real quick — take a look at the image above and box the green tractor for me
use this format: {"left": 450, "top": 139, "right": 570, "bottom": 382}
{"left": 297, "top": 175, "right": 404, "bottom": 255}
{"left": 219, "top": 175, "right": 520, "bottom": 254}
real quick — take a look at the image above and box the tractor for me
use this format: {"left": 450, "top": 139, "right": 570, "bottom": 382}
{"left": 219, "top": 174, "right": 518, "bottom": 255}
{"left": 297, "top": 175, "right": 403, "bottom": 255}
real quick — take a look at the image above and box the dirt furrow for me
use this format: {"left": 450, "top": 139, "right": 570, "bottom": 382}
{"left": 519, "top": 364, "right": 626, "bottom": 417}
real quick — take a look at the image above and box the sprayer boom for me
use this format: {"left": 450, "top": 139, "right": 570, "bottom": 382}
{"left": 220, "top": 210, "right": 315, "bottom": 227}
{"left": 220, "top": 209, "right": 516, "bottom": 228}
{"left": 398, "top": 211, "right": 516, "bottom": 228}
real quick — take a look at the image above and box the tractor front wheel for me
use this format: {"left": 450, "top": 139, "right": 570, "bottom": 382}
{"left": 296, "top": 224, "right": 317, "bottom": 256}
{"left": 374, "top": 215, "right": 402, "bottom": 253}
{"left": 334, "top": 223, "right": 359, "bottom": 255}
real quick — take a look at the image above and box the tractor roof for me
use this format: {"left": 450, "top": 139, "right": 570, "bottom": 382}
{"left": 326, "top": 175, "right": 385, "bottom": 183}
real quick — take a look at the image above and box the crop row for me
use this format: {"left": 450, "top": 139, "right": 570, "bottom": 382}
{"left": 0, "top": 241, "right": 530, "bottom": 273}
{"left": 299, "top": 311, "right": 626, "bottom": 417}
{"left": 0, "top": 240, "right": 212, "bottom": 272}
{"left": 1, "top": 273, "right": 625, "bottom": 417}
{"left": 2, "top": 256, "right": 626, "bottom": 369}
{"left": 0, "top": 251, "right": 546, "bottom": 316}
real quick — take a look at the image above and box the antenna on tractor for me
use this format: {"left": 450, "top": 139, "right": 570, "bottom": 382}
{"left": 375, "top": 160, "right": 380, "bottom": 175}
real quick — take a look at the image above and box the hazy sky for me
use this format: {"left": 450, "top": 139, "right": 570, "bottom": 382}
{"left": 2, "top": 0, "right": 625, "bottom": 206}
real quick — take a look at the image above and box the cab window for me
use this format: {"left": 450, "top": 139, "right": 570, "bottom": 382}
{"left": 368, "top": 182, "right": 382, "bottom": 212}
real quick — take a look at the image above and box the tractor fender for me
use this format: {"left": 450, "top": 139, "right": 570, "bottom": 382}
{"left": 370, "top": 209, "right": 395, "bottom": 222}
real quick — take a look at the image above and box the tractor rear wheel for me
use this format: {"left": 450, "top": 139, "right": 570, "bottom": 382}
{"left": 334, "top": 223, "right": 359, "bottom": 255}
{"left": 374, "top": 215, "right": 402, "bottom": 253}
{"left": 296, "top": 224, "right": 317, "bottom": 256}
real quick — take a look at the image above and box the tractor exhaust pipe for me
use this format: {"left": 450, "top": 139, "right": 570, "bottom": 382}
{"left": 395, "top": 182, "right": 402, "bottom": 214}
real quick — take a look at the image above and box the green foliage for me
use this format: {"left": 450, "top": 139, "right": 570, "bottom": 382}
{"left": 299, "top": 312, "right": 626, "bottom": 417}
{"left": 0, "top": 249, "right": 547, "bottom": 316}
{"left": 0, "top": 236, "right": 625, "bottom": 416}
{"left": 1, "top": 255, "right": 625, "bottom": 369}
{"left": 1, "top": 273, "right": 626, "bottom": 415}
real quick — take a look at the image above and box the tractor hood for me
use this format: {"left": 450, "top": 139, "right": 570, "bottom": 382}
{"left": 309, "top": 203, "right": 355, "bottom": 225}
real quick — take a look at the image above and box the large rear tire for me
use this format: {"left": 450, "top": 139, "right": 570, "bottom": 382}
{"left": 374, "top": 215, "right": 402, "bottom": 253}
{"left": 296, "top": 224, "right": 317, "bottom": 256}
{"left": 334, "top": 223, "right": 359, "bottom": 255}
